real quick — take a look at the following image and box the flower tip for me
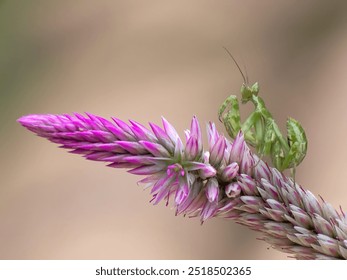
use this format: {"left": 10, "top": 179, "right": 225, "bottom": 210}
{"left": 17, "top": 115, "right": 27, "bottom": 125}
{"left": 160, "top": 115, "right": 168, "bottom": 123}
{"left": 17, "top": 115, "right": 38, "bottom": 127}
{"left": 235, "top": 130, "right": 244, "bottom": 138}
{"left": 84, "top": 112, "right": 94, "bottom": 118}
{"left": 190, "top": 115, "right": 199, "bottom": 125}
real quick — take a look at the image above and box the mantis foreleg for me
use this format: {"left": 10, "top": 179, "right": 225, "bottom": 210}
{"left": 218, "top": 95, "right": 241, "bottom": 138}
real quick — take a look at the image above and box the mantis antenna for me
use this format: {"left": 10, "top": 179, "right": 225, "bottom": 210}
{"left": 223, "top": 47, "right": 248, "bottom": 85}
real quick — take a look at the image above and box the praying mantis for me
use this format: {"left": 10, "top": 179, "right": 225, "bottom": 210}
{"left": 218, "top": 49, "right": 308, "bottom": 177}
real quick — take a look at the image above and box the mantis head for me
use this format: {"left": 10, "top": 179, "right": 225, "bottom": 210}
{"left": 241, "top": 82, "right": 259, "bottom": 104}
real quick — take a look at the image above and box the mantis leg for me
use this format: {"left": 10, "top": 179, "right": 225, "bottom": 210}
{"left": 286, "top": 117, "right": 308, "bottom": 167}
{"left": 218, "top": 95, "right": 240, "bottom": 124}
{"left": 280, "top": 141, "right": 299, "bottom": 183}
{"left": 250, "top": 115, "right": 267, "bottom": 168}
{"left": 278, "top": 118, "right": 308, "bottom": 173}
{"left": 240, "top": 111, "right": 262, "bottom": 147}
{"left": 253, "top": 117, "right": 280, "bottom": 169}
{"left": 223, "top": 106, "right": 257, "bottom": 145}
{"left": 249, "top": 96, "right": 289, "bottom": 170}
{"left": 270, "top": 140, "right": 285, "bottom": 171}
{"left": 261, "top": 119, "right": 276, "bottom": 156}
{"left": 254, "top": 114, "right": 265, "bottom": 148}
{"left": 218, "top": 95, "right": 241, "bottom": 139}
{"left": 218, "top": 95, "right": 253, "bottom": 141}
{"left": 266, "top": 119, "right": 290, "bottom": 155}
{"left": 268, "top": 126, "right": 294, "bottom": 172}
{"left": 223, "top": 110, "right": 242, "bottom": 140}
{"left": 218, "top": 95, "right": 257, "bottom": 145}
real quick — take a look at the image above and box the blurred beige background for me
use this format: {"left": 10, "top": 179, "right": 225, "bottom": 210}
{"left": 1, "top": 0, "right": 347, "bottom": 260}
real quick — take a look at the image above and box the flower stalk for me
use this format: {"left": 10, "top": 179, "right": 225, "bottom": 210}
{"left": 18, "top": 113, "right": 347, "bottom": 260}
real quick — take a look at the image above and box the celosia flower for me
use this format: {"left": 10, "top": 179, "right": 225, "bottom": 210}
{"left": 17, "top": 113, "right": 347, "bottom": 260}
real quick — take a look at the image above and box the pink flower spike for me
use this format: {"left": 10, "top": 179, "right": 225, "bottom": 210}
{"left": 18, "top": 113, "right": 347, "bottom": 260}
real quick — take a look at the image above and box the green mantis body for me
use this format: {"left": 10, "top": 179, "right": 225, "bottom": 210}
{"left": 218, "top": 53, "right": 308, "bottom": 174}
